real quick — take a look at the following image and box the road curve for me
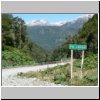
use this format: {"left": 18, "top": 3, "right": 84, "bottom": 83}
{"left": 2, "top": 61, "right": 70, "bottom": 86}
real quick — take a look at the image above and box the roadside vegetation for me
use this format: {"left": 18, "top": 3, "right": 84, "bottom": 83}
{"left": 2, "top": 14, "right": 98, "bottom": 86}
{"left": 51, "top": 14, "right": 98, "bottom": 61}
{"left": 2, "top": 14, "right": 48, "bottom": 68}
{"left": 17, "top": 54, "right": 98, "bottom": 86}
{"left": 2, "top": 48, "right": 36, "bottom": 68}
{"left": 2, "top": 14, "right": 98, "bottom": 87}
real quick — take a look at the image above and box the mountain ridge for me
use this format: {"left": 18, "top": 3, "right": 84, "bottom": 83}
{"left": 27, "top": 14, "right": 93, "bottom": 51}
{"left": 26, "top": 14, "right": 93, "bottom": 26}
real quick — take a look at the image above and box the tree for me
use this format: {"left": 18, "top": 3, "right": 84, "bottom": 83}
{"left": 51, "top": 14, "right": 98, "bottom": 60}
{"left": 12, "top": 17, "right": 27, "bottom": 48}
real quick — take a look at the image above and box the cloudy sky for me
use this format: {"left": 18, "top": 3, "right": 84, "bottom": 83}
{"left": 13, "top": 14, "right": 93, "bottom": 26}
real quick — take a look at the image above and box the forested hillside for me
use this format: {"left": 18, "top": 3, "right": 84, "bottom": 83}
{"left": 2, "top": 14, "right": 98, "bottom": 68}
{"left": 51, "top": 14, "right": 98, "bottom": 61}
{"left": 27, "top": 15, "right": 91, "bottom": 51}
{"left": 2, "top": 14, "right": 47, "bottom": 68}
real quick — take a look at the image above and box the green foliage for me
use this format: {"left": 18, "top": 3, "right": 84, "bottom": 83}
{"left": 2, "top": 14, "right": 27, "bottom": 49}
{"left": 2, "top": 14, "right": 13, "bottom": 32}
{"left": 51, "top": 14, "right": 98, "bottom": 60}
{"left": 27, "top": 20, "right": 85, "bottom": 51}
{"left": 2, "top": 14, "right": 98, "bottom": 68}
{"left": 84, "top": 54, "right": 98, "bottom": 69}
{"left": 74, "top": 54, "right": 98, "bottom": 69}
{"left": 78, "top": 74, "right": 98, "bottom": 86}
{"left": 53, "top": 71, "right": 70, "bottom": 85}
{"left": 73, "top": 59, "right": 81, "bottom": 68}
{"left": 23, "top": 40, "right": 47, "bottom": 63}
{"left": 18, "top": 55, "right": 98, "bottom": 86}
{"left": 84, "top": 75, "right": 97, "bottom": 82}
{"left": 53, "top": 72, "right": 66, "bottom": 84}
{"left": 2, "top": 14, "right": 48, "bottom": 67}
{"left": 2, "top": 48, "right": 36, "bottom": 68}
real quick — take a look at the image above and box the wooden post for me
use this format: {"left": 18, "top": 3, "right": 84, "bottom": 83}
{"left": 47, "top": 62, "right": 49, "bottom": 68}
{"left": 80, "top": 50, "right": 84, "bottom": 79}
{"left": 71, "top": 50, "right": 73, "bottom": 79}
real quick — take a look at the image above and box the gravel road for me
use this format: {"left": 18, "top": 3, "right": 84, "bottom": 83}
{"left": 2, "top": 61, "right": 70, "bottom": 86}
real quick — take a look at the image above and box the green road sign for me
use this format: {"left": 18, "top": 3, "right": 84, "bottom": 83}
{"left": 69, "top": 44, "right": 87, "bottom": 50}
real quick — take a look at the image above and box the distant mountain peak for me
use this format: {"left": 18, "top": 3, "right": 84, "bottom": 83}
{"left": 27, "top": 14, "right": 95, "bottom": 51}
{"left": 26, "top": 19, "right": 66, "bottom": 26}
{"left": 26, "top": 19, "right": 49, "bottom": 26}
{"left": 26, "top": 14, "right": 94, "bottom": 27}
{"left": 65, "top": 14, "right": 94, "bottom": 24}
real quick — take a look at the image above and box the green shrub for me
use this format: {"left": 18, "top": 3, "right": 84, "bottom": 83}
{"left": 74, "top": 60, "right": 81, "bottom": 68}
{"left": 53, "top": 67, "right": 70, "bottom": 85}
{"left": 2, "top": 49, "right": 36, "bottom": 68}
{"left": 53, "top": 72, "right": 67, "bottom": 84}
{"left": 18, "top": 62, "right": 98, "bottom": 86}
{"left": 74, "top": 54, "right": 98, "bottom": 69}
{"left": 84, "top": 75, "right": 97, "bottom": 82}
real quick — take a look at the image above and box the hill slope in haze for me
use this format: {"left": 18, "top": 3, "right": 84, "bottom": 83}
{"left": 27, "top": 14, "right": 93, "bottom": 51}
{"left": 51, "top": 14, "right": 98, "bottom": 61}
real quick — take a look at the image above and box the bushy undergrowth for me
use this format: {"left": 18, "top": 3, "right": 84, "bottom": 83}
{"left": 74, "top": 54, "right": 98, "bottom": 69}
{"left": 2, "top": 48, "right": 36, "bottom": 68}
{"left": 17, "top": 54, "right": 98, "bottom": 86}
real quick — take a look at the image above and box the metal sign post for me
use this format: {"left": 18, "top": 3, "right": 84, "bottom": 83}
{"left": 80, "top": 50, "right": 84, "bottom": 79}
{"left": 71, "top": 50, "right": 73, "bottom": 79}
{"left": 69, "top": 44, "right": 87, "bottom": 80}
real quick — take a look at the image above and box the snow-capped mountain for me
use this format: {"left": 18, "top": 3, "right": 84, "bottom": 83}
{"left": 26, "top": 19, "right": 49, "bottom": 26}
{"left": 65, "top": 14, "right": 94, "bottom": 24}
{"left": 26, "top": 14, "right": 94, "bottom": 26}
{"left": 27, "top": 14, "right": 94, "bottom": 51}
{"left": 26, "top": 19, "right": 66, "bottom": 26}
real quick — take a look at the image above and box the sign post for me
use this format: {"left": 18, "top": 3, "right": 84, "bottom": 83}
{"left": 80, "top": 50, "right": 84, "bottom": 79}
{"left": 69, "top": 44, "right": 87, "bottom": 80}
{"left": 71, "top": 50, "right": 73, "bottom": 79}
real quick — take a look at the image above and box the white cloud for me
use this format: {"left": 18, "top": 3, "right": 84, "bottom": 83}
{"left": 26, "top": 19, "right": 66, "bottom": 26}
{"left": 26, "top": 14, "right": 94, "bottom": 26}
{"left": 65, "top": 14, "right": 94, "bottom": 24}
{"left": 50, "top": 21, "right": 66, "bottom": 26}
{"left": 26, "top": 19, "right": 49, "bottom": 26}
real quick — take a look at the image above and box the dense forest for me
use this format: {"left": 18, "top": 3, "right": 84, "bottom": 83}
{"left": 2, "top": 14, "right": 98, "bottom": 68}
{"left": 51, "top": 14, "right": 98, "bottom": 61}
{"left": 2, "top": 14, "right": 48, "bottom": 68}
